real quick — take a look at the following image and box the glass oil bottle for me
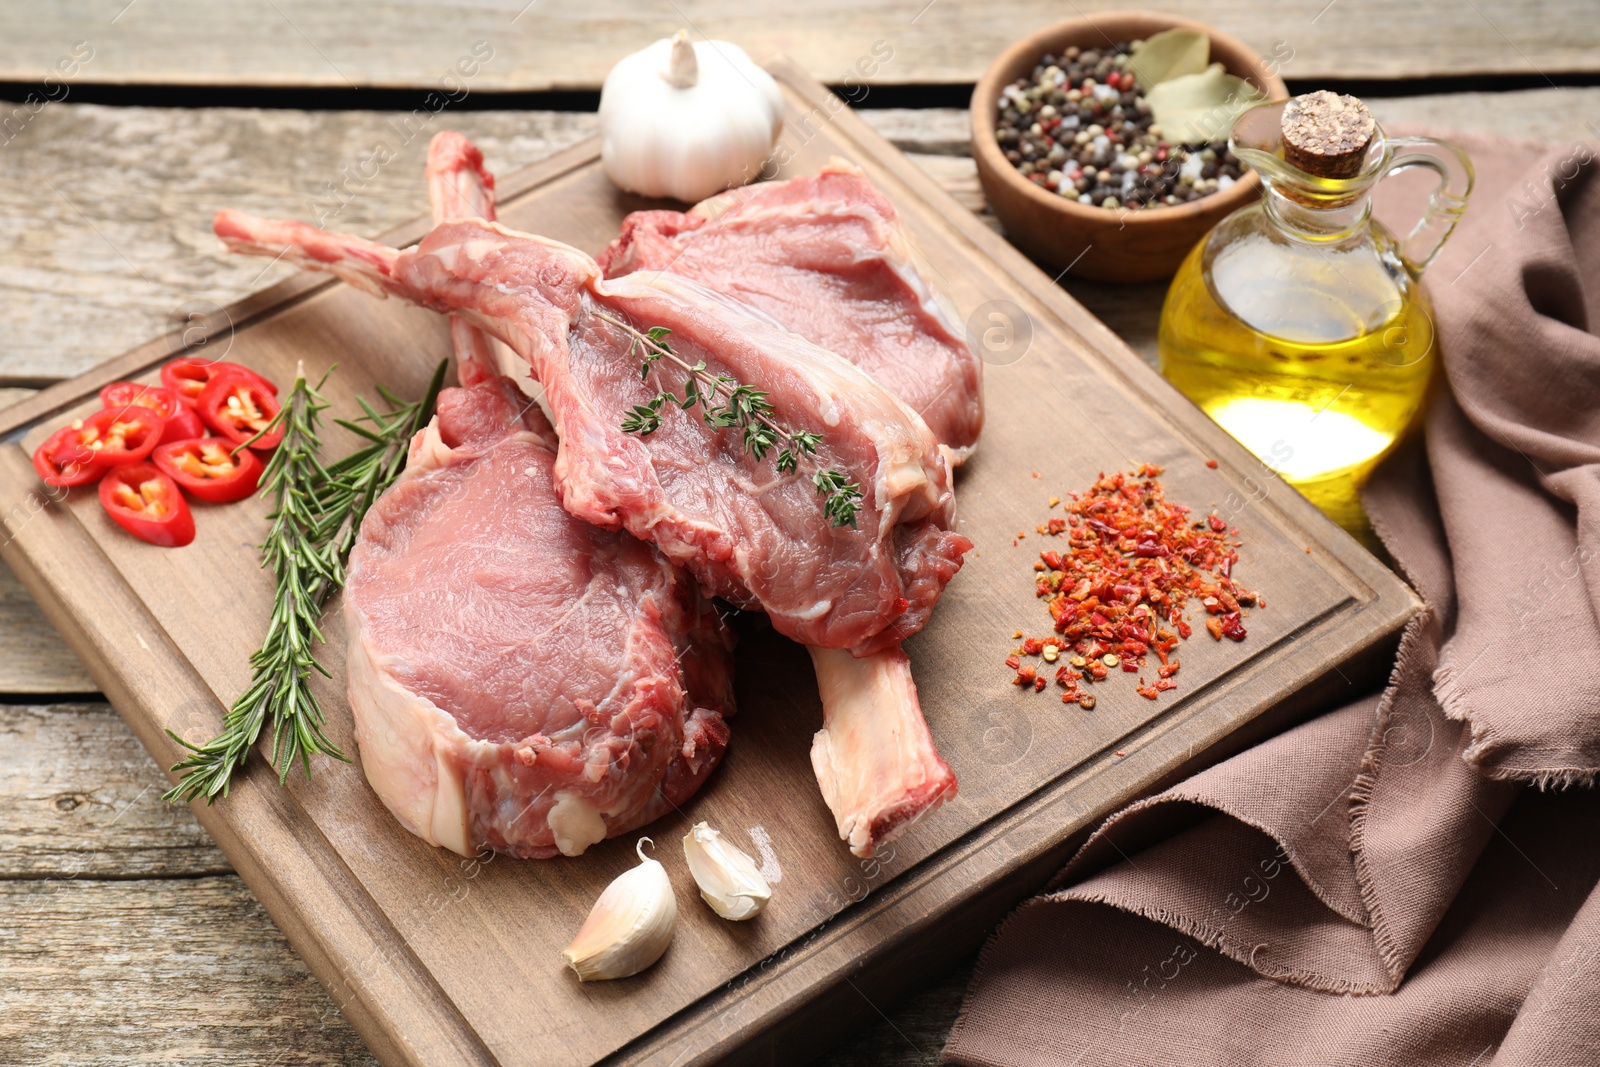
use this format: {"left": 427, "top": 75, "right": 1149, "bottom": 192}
{"left": 1157, "top": 92, "right": 1473, "bottom": 534}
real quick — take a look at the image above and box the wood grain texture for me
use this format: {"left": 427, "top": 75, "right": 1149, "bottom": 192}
{"left": 0, "top": 0, "right": 1595, "bottom": 89}
{"left": 0, "top": 868, "right": 962, "bottom": 1067}
{"left": 0, "top": 702, "right": 228, "bottom": 879}
{"left": 0, "top": 61, "right": 1417, "bottom": 1067}
{"left": 0, "top": 105, "right": 962, "bottom": 384}
{"left": 0, "top": 698, "right": 962, "bottom": 1067}
{"left": 2, "top": 92, "right": 1596, "bottom": 385}
{"left": 0, "top": 875, "right": 378, "bottom": 1067}
{"left": 0, "top": 559, "right": 96, "bottom": 693}
{"left": 0, "top": 85, "right": 1585, "bottom": 1067}
{"left": 0, "top": 107, "right": 596, "bottom": 384}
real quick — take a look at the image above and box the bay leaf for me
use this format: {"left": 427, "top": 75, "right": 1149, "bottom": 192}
{"left": 1127, "top": 27, "right": 1210, "bottom": 89}
{"left": 1145, "top": 63, "right": 1267, "bottom": 144}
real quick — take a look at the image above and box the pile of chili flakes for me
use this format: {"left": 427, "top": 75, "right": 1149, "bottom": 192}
{"left": 1004, "top": 464, "right": 1264, "bottom": 708}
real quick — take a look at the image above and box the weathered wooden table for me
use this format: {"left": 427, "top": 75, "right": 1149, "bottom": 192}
{"left": 2, "top": 4, "right": 1597, "bottom": 1063}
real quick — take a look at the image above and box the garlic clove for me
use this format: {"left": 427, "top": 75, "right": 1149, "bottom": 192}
{"left": 682, "top": 822, "right": 772, "bottom": 921}
{"left": 562, "top": 838, "right": 677, "bottom": 981}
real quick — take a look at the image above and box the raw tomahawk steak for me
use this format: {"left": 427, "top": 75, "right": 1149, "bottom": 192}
{"left": 214, "top": 211, "right": 971, "bottom": 658}
{"left": 603, "top": 163, "right": 983, "bottom": 855}
{"left": 421, "top": 142, "right": 961, "bottom": 857}
{"left": 344, "top": 377, "right": 735, "bottom": 859}
{"left": 598, "top": 159, "right": 983, "bottom": 460}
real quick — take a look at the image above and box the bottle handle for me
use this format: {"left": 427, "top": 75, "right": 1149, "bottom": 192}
{"left": 1381, "top": 137, "right": 1475, "bottom": 277}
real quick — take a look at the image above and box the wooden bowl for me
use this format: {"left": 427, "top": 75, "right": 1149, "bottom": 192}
{"left": 971, "top": 14, "right": 1289, "bottom": 283}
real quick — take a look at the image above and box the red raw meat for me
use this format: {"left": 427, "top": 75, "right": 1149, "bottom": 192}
{"left": 345, "top": 377, "right": 734, "bottom": 858}
{"left": 214, "top": 210, "right": 970, "bottom": 658}
{"left": 602, "top": 163, "right": 976, "bottom": 855}
{"left": 599, "top": 159, "right": 983, "bottom": 460}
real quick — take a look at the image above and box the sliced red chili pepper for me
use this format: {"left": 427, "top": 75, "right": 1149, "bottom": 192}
{"left": 153, "top": 437, "right": 264, "bottom": 504}
{"left": 100, "top": 381, "right": 207, "bottom": 445}
{"left": 98, "top": 463, "right": 195, "bottom": 547}
{"left": 51, "top": 406, "right": 165, "bottom": 468}
{"left": 100, "top": 381, "right": 182, "bottom": 422}
{"left": 158, "top": 404, "right": 208, "bottom": 445}
{"left": 197, "top": 373, "right": 284, "bottom": 450}
{"left": 161, "top": 358, "right": 279, "bottom": 409}
{"left": 32, "top": 425, "right": 107, "bottom": 487}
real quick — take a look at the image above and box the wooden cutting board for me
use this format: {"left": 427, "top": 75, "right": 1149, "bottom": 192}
{"left": 0, "top": 60, "right": 1417, "bottom": 1067}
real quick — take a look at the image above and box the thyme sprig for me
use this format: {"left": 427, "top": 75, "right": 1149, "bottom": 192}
{"left": 595, "top": 311, "right": 863, "bottom": 528}
{"left": 163, "top": 360, "right": 447, "bottom": 803}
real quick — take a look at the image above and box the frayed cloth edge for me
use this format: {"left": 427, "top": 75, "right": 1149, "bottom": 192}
{"left": 1047, "top": 788, "right": 1370, "bottom": 928}
{"left": 1434, "top": 658, "right": 1600, "bottom": 789}
{"left": 1348, "top": 608, "right": 1435, "bottom": 986}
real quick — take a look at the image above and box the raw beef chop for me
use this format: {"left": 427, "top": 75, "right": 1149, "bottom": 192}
{"left": 215, "top": 210, "right": 971, "bottom": 657}
{"left": 598, "top": 159, "right": 983, "bottom": 460}
{"left": 344, "top": 377, "right": 735, "bottom": 858}
{"left": 602, "top": 164, "right": 978, "bottom": 854}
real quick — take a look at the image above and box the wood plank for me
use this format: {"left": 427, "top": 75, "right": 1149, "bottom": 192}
{"left": 0, "top": 1, "right": 1595, "bottom": 90}
{"left": 0, "top": 559, "right": 96, "bottom": 693}
{"left": 0, "top": 104, "right": 968, "bottom": 385}
{"left": 0, "top": 702, "right": 228, "bottom": 879}
{"left": 0, "top": 86, "right": 1581, "bottom": 1067}
{"left": 0, "top": 107, "right": 596, "bottom": 384}
{"left": 0, "top": 694, "right": 958, "bottom": 1065}
{"left": 0, "top": 689, "right": 959, "bottom": 1067}
{"left": 3, "top": 91, "right": 1597, "bottom": 386}
{"left": 0, "top": 386, "right": 88, "bottom": 692}
{"left": 0, "top": 691, "right": 962, "bottom": 1064}
{"left": 0, "top": 875, "right": 378, "bottom": 1067}
{"left": 0, "top": 60, "right": 1416, "bottom": 1067}
{"left": 0, "top": 843, "right": 961, "bottom": 1067}
{"left": 0, "top": 439, "right": 501, "bottom": 1067}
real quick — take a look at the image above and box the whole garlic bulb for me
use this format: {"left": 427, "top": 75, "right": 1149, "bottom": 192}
{"left": 682, "top": 822, "right": 772, "bottom": 920}
{"left": 562, "top": 838, "right": 676, "bottom": 981}
{"left": 599, "top": 30, "right": 784, "bottom": 202}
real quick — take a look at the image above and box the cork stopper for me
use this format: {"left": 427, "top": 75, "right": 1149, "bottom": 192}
{"left": 1280, "top": 91, "right": 1375, "bottom": 179}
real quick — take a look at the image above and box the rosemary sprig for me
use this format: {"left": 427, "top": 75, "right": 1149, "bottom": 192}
{"left": 163, "top": 360, "right": 447, "bottom": 803}
{"left": 596, "top": 311, "right": 863, "bottom": 527}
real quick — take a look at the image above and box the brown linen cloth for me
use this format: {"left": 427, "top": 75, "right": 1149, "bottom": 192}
{"left": 945, "top": 132, "right": 1600, "bottom": 1066}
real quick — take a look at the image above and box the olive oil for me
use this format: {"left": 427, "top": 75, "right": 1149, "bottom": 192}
{"left": 1158, "top": 219, "right": 1435, "bottom": 533}
{"left": 1156, "top": 92, "right": 1471, "bottom": 536}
